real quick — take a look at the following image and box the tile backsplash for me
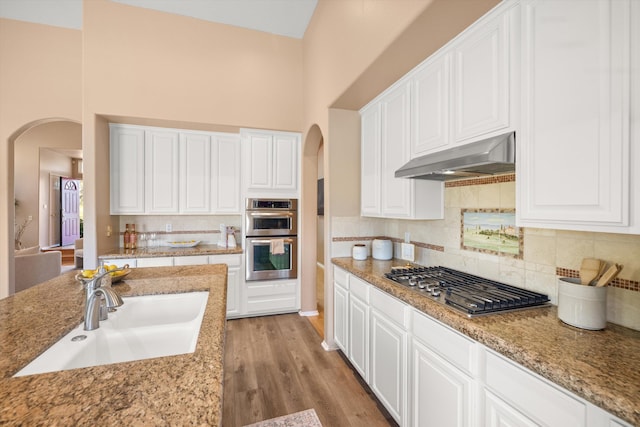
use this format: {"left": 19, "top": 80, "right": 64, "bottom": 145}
{"left": 118, "top": 215, "right": 242, "bottom": 247}
{"left": 331, "top": 177, "right": 640, "bottom": 331}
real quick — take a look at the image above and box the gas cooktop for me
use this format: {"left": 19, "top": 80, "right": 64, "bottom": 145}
{"left": 384, "top": 265, "right": 550, "bottom": 317}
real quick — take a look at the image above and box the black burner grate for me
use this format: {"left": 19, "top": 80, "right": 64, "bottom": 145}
{"left": 385, "top": 266, "right": 550, "bottom": 316}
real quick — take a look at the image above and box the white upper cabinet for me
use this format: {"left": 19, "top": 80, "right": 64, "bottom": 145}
{"left": 517, "top": 0, "right": 637, "bottom": 233}
{"left": 110, "top": 124, "right": 241, "bottom": 215}
{"left": 110, "top": 125, "right": 145, "bottom": 214}
{"left": 411, "top": 53, "right": 451, "bottom": 156}
{"left": 451, "top": 3, "right": 514, "bottom": 144}
{"left": 242, "top": 129, "right": 300, "bottom": 197}
{"left": 361, "top": 81, "right": 444, "bottom": 220}
{"left": 145, "top": 129, "right": 180, "bottom": 214}
{"left": 212, "top": 133, "right": 241, "bottom": 214}
{"left": 180, "top": 132, "right": 212, "bottom": 214}
{"left": 360, "top": 104, "right": 381, "bottom": 216}
{"left": 410, "top": 0, "right": 519, "bottom": 158}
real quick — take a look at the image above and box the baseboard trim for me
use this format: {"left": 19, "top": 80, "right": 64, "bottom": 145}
{"left": 321, "top": 340, "right": 338, "bottom": 351}
{"left": 299, "top": 310, "right": 320, "bottom": 317}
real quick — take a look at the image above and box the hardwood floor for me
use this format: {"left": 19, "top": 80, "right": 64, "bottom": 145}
{"left": 306, "top": 265, "right": 325, "bottom": 337}
{"left": 223, "top": 314, "right": 396, "bottom": 427}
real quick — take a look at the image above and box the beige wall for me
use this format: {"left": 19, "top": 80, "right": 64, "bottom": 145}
{"left": 0, "top": 18, "right": 81, "bottom": 297}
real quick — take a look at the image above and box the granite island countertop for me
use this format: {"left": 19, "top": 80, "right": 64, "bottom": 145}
{"left": 99, "top": 244, "right": 243, "bottom": 260}
{"left": 0, "top": 264, "right": 228, "bottom": 426}
{"left": 333, "top": 257, "right": 640, "bottom": 426}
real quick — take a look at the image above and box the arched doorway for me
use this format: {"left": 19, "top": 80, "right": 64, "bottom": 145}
{"left": 300, "top": 124, "right": 324, "bottom": 335}
{"left": 2, "top": 117, "right": 81, "bottom": 298}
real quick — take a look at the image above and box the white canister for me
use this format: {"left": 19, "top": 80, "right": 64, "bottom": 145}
{"left": 558, "top": 277, "right": 607, "bottom": 330}
{"left": 352, "top": 244, "right": 367, "bottom": 260}
{"left": 372, "top": 239, "right": 393, "bottom": 260}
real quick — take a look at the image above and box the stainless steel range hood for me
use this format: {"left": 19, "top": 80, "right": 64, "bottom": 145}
{"left": 395, "top": 132, "right": 515, "bottom": 181}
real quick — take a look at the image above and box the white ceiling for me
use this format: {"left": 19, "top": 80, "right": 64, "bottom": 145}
{"left": 0, "top": 0, "right": 317, "bottom": 38}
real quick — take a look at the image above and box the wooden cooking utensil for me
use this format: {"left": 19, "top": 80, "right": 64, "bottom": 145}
{"left": 580, "top": 258, "right": 602, "bottom": 285}
{"left": 595, "top": 264, "right": 623, "bottom": 287}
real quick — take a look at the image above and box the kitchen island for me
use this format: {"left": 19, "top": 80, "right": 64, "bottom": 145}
{"left": 0, "top": 264, "right": 227, "bottom": 426}
{"left": 333, "top": 257, "right": 640, "bottom": 426}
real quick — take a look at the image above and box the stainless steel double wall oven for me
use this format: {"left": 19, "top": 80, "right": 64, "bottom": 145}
{"left": 245, "top": 198, "right": 298, "bottom": 281}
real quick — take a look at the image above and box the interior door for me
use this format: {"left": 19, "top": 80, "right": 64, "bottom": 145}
{"left": 61, "top": 177, "right": 80, "bottom": 246}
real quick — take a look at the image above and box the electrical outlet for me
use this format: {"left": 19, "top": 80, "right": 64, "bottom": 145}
{"left": 165, "top": 223, "right": 172, "bottom": 233}
{"left": 404, "top": 232, "right": 410, "bottom": 243}
{"left": 27, "top": 215, "right": 33, "bottom": 221}
{"left": 106, "top": 225, "right": 112, "bottom": 237}
{"left": 401, "top": 242, "right": 415, "bottom": 262}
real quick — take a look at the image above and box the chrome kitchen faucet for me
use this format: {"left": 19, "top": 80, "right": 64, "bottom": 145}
{"left": 81, "top": 266, "right": 124, "bottom": 330}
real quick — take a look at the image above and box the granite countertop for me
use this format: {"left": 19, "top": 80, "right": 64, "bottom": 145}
{"left": 332, "top": 257, "right": 640, "bottom": 426}
{"left": 0, "top": 264, "right": 228, "bottom": 426}
{"left": 99, "top": 244, "right": 243, "bottom": 259}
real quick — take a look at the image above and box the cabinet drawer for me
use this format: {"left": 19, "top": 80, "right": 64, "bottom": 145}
{"left": 334, "top": 266, "right": 349, "bottom": 290}
{"left": 350, "top": 276, "right": 370, "bottom": 302}
{"left": 371, "top": 287, "right": 408, "bottom": 328}
{"left": 246, "top": 280, "right": 298, "bottom": 314}
{"left": 411, "top": 309, "right": 475, "bottom": 375}
{"left": 209, "top": 254, "right": 242, "bottom": 267}
{"left": 485, "top": 350, "right": 586, "bottom": 426}
{"left": 102, "top": 258, "right": 137, "bottom": 268}
{"left": 136, "top": 257, "right": 174, "bottom": 267}
{"left": 174, "top": 255, "right": 209, "bottom": 266}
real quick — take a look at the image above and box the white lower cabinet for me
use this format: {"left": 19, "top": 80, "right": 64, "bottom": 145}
{"left": 411, "top": 310, "right": 475, "bottom": 427}
{"left": 411, "top": 339, "right": 474, "bottom": 427}
{"left": 348, "top": 277, "right": 370, "bottom": 382}
{"left": 484, "top": 390, "right": 539, "bottom": 427}
{"left": 210, "top": 254, "right": 243, "bottom": 318}
{"left": 370, "top": 288, "right": 408, "bottom": 425}
{"left": 245, "top": 279, "right": 298, "bottom": 316}
{"left": 332, "top": 267, "right": 632, "bottom": 427}
{"left": 333, "top": 267, "right": 349, "bottom": 353}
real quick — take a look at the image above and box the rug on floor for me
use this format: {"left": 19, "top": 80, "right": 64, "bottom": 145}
{"left": 243, "top": 409, "right": 322, "bottom": 427}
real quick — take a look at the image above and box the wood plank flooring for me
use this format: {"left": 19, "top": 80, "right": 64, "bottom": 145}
{"left": 223, "top": 314, "right": 396, "bottom": 427}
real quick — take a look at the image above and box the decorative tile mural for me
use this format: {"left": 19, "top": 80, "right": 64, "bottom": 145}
{"left": 461, "top": 209, "right": 523, "bottom": 259}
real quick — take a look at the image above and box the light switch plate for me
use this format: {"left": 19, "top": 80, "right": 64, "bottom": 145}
{"left": 401, "top": 243, "right": 415, "bottom": 262}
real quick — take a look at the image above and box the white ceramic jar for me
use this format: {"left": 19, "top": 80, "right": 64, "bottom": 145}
{"left": 372, "top": 239, "right": 393, "bottom": 260}
{"left": 352, "top": 244, "right": 367, "bottom": 260}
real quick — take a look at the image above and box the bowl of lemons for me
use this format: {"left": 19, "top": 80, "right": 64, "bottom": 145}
{"left": 77, "top": 264, "right": 131, "bottom": 284}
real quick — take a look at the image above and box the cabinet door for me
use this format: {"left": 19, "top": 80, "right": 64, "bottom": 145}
{"left": 273, "top": 133, "right": 298, "bottom": 191}
{"left": 361, "top": 104, "right": 381, "bottom": 216}
{"left": 180, "top": 132, "right": 211, "bottom": 213}
{"left": 485, "top": 390, "right": 539, "bottom": 427}
{"left": 380, "top": 81, "right": 413, "bottom": 218}
{"left": 110, "top": 126, "right": 145, "bottom": 214}
{"left": 518, "top": 0, "right": 631, "bottom": 230}
{"left": 145, "top": 130, "right": 180, "bottom": 214}
{"left": 452, "top": 6, "right": 511, "bottom": 143}
{"left": 371, "top": 309, "right": 407, "bottom": 425}
{"left": 212, "top": 134, "right": 241, "bottom": 214}
{"left": 210, "top": 254, "right": 243, "bottom": 318}
{"left": 334, "top": 283, "right": 349, "bottom": 353}
{"left": 246, "top": 132, "right": 273, "bottom": 189}
{"left": 411, "top": 338, "right": 473, "bottom": 427}
{"left": 412, "top": 53, "right": 451, "bottom": 156}
{"left": 348, "top": 294, "right": 369, "bottom": 382}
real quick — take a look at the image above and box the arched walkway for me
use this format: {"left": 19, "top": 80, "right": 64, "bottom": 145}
{"left": 1, "top": 117, "right": 81, "bottom": 298}
{"left": 299, "top": 124, "right": 324, "bottom": 331}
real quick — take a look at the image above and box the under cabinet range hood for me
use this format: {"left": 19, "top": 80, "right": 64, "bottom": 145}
{"left": 395, "top": 132, "right": 515, "bottom": 181}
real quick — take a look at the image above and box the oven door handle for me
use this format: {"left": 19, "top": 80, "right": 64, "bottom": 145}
{"left": 247, "top": 211, "right": 294, "bottom": 217}
{"left": 248, "top": 238, "right": 295, "bottom": 245}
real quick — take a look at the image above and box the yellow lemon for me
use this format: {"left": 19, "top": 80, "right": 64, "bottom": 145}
{"left": 108, "top": 264, "right": 118, "bottom": 271}
{"left": 82, "top": 270, "right": 95, "bottom": 278}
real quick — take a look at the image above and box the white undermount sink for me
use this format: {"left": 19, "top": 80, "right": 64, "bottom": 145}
{"left": 14, "top": 291, "right": 209, "bottom": 377}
